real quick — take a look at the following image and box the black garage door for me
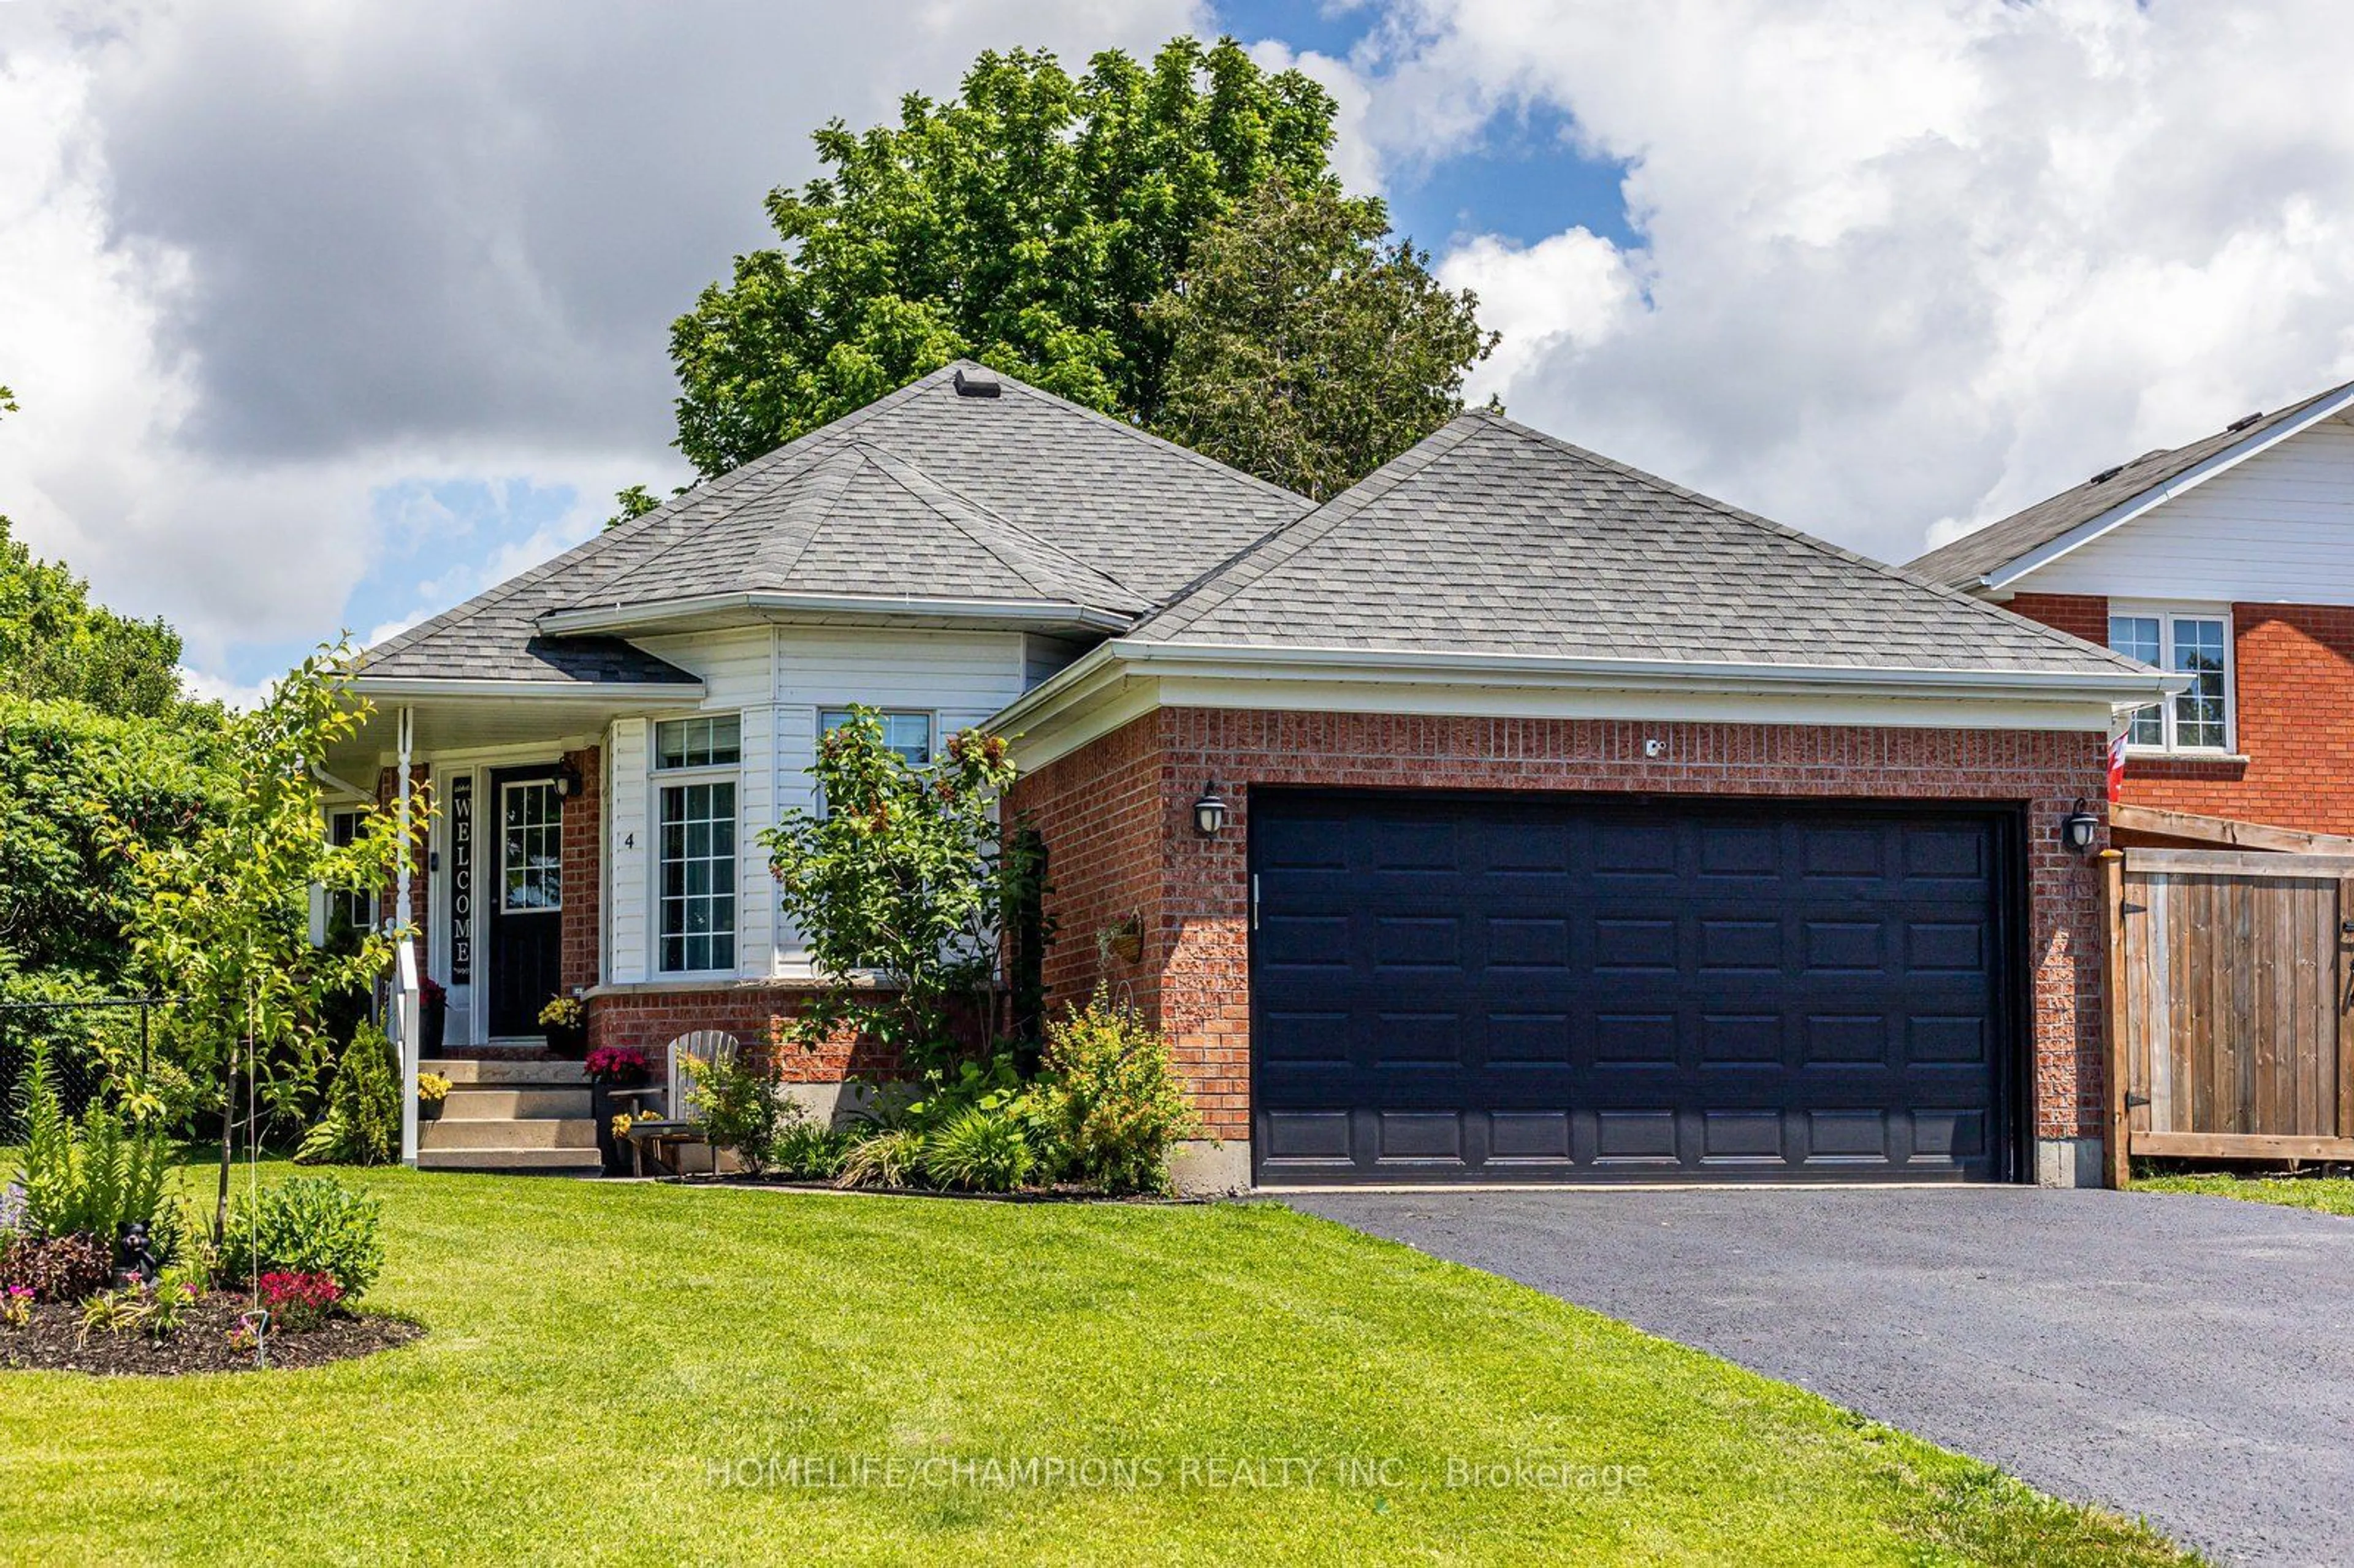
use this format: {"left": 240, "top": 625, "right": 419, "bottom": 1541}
{"left": 1251, "top": 791, "right": 2019, "bottom": 1184}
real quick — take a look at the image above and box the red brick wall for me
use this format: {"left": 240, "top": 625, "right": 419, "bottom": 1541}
{"left": 561, "top": 746, "right": 602, "bottom": 992}
{"left": 585, "top": 984, "right": 897, "bottom": 1085}
{"left": 2006, "top": 592, "right": 2109, "bottom": 647}
{"left": 2009, "top": 595, "right": 2354, "bottom": 837}
{"left": 1008, "top": 709, "right": 2114, "bottom": 1148}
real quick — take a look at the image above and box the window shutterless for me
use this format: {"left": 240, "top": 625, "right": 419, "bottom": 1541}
{"left": 819, "top": 709, "right": 932, "bottom": 766}
{"left": 2108, "top": 611, "right": 2230, "bottom": 753}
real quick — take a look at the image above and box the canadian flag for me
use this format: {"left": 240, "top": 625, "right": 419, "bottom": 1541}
{"left": 2106, "top": 729, "right": 2128, "bottom": 802}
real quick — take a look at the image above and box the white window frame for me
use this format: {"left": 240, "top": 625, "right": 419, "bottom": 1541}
{"left": 324, "top": 807, "right": 379, "bottom": 935}
{"left": 498, "top": 779, "right": 566, "bottom": 915}
{"left": 650, "top": 712, "right": 744, "bottom": 976}
{"left": 2109, "top": 601, "right": 2236, "bottom": 757}
{"left": 818, "top": 706, "right": 937, "bottom": 767}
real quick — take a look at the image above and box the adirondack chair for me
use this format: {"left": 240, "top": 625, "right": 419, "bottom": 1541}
{"left": 622, "top": 1030, "right": 741, "bottom": 1175}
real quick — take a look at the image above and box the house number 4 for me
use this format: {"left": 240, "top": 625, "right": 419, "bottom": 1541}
{"left": 621, "top": 832, "right": 636, "bottom": 849}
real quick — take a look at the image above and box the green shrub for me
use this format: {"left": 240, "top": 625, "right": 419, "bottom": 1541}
{"left": 837, "top": 1127, "right": 927, "bottom": 1189}
{"left": 685, "top": 1049, "right": 785, "bottom": 1175}
{"left": 1038, "top": 989, "right": 1200, "bottom": 1195}
{"left": 767, "top": 1118, "right": 852, "bottom": 1181}
{"left": 218, "top": 1175, "right": 384, "bottom": 1297}
{"left": 10, "top": 1045, "right": 174, "bottom": 1240}
{"left": 921, "top": 1102, "right": 1038, "bottom": 1192}
{"left": 294, "top": 1023, "right": 401, "bottom": 1167}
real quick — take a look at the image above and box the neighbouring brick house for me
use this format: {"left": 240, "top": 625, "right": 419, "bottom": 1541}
{"left": 1912, "top": 376, "right": 2354, "bottom": 845}
{"left": 334, "top": 362, "right": 2166, "bottom": 1187}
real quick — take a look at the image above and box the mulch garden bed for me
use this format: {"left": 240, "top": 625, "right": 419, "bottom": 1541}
{"left": 0, "top": 1293, "right": 423, "bottom": 1376}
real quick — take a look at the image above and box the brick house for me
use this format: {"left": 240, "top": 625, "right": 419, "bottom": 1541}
{"left": 1912, "top": 377, "right": 2354, "bottom": 848}
{"left": 333, "top": 362, "right": 2166, "bottom": 1187}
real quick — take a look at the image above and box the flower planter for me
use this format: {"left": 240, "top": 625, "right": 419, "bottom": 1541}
{"left": 418, "top": 1097, "right": 444, "bottom": 1122}
{"left": 419, "top": 997, "right": 446, "bottom": 1057}
{"left": 543, "top": 1022, "right": 587, "bottom": 1059}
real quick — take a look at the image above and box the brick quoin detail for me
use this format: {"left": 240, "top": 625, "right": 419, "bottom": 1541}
{"left": 2009, "top": 595, "right": 2354, "bottom": 837}
{"left": 560, "top": 746, "right": 601, "bottom": 993}
{"left": 1008, "top": 708, "right": 2114, "bottom": 1152}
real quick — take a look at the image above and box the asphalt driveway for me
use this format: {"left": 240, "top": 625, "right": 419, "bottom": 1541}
{"left": 1289, "top": 1186, "right": 2354, "bottom": 1567}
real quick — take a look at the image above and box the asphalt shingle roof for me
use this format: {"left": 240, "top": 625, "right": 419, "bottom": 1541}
{"left": 359, "top": 361, "right": 1307, "bottom": 683}
{"left": 1909, "top": 378, "right": 2354, "bottom": 589}
{"left": 1127, "top": 411, "right": 2152, "bottom": 679}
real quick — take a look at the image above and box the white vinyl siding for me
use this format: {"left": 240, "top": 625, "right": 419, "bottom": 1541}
{"left": 606, "top": 718, "right": 651, "bottom": 983}
{"left": 2017, "top": 414, "right": 2354, "bottom": 601}
{"left": 608, "top": 624, "right": 1033, "bottom": 980}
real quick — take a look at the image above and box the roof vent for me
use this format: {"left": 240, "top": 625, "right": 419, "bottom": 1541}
{"left": 2088, "top": 464, "right": 2124, "bottom": 484}
{"left": 953, "top": 368, "right": 1000, "bottom": 398}
{"left": 2226, "top": 411, "right": 2264, "bottom": 432}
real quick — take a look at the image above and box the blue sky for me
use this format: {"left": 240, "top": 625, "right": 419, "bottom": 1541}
{"left": 1214, "top": 1, "right": 1637, "bottom": 251}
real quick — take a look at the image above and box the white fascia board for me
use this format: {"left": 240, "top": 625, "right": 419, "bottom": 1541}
{"left": 1982, "top": 384, "right": 2354, "bottom": 592}
{"left": 349, "top": 676, "right": 705, "bottom": 704}
{"left": 991, "top": 639, "right": 2182, "bottom": 771}
{"left": 536, "top": 592, "right": 1134, "bottom": 637}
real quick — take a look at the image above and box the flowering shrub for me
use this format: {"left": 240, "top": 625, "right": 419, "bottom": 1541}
{"left": 257, "top": 1271, "right": 343, "bottom": 1331}
{"left": 584, "top": 1046, "right": 651, "bottom": 1084}
{"left": 219, "top": 1175, "right": 384, "bottom": 1296}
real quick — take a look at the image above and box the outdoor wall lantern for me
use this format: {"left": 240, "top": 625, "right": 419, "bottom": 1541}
{"left": 1192, "top": 782, "right": 1230, "bottom": 837}
{"left": 552, "top": 763, "right": 583, "bottom": 801}
{"left": 2060, "top": 798, "right": 2101, "bottom": 855}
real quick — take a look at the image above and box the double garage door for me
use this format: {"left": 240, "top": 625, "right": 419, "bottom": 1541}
{"left": 1251, "top": 791, "right": 2019, "bottom": 1184}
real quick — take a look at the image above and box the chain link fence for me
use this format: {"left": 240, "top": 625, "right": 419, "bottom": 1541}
{"left": 0, "top": 998, "right": 167, "bottom": 1142}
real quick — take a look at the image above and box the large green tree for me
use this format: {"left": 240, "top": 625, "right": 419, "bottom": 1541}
{"left": 669, "top": 36, "right": 1344, "bottom": 475}
{"left": 1146, "top": 180, "right": 1498, "bottom": 501}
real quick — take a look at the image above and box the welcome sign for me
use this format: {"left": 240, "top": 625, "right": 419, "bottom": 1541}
{"left": 449, "top": 771, "right": 473, "bottom": 984}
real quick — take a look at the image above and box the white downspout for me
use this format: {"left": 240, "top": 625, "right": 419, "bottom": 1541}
{"left": 396, "top": 705, "right": 419, "bottom": 1168}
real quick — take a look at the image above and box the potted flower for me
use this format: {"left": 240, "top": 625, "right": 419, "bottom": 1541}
{"left": 585, "top": 1046, "right": 652, "bottom": 1176}
{"left": 417, "top": 1071, "right": 452, "bottom": 1122}
{"left": 538, "top": 994, "right": 587, "bottom": 1058}
{"left": 418, "top": 974, "right": 448, "bottom": 1057}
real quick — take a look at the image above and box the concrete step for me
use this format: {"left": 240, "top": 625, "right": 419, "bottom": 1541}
{"left": 416, "top": 1146, "right": 603, "bottom": 1173}
{"left": 421, "top": 1116, "right": 597, "bottom": 1151}
{"left": 423, "top": 1057, "right": 588, "bottom": 1086}
{"left": 439, "top": 1086, "right": 592, "bottom": 1118}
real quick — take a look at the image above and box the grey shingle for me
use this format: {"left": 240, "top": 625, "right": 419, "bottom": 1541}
{"left": 1910, "top": 378, "right": 2354, "bottom": 588}
{"left": 360, "top": 361, "right": 1307, "bottom": 683}
{"left": 1129, "top": 411, "right": 2152, "bottom": 679}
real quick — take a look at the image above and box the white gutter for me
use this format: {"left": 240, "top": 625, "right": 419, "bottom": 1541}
{"left": 535, "top": 590, "right": 1137, "bottom": 637}
{"left": 350, "top": 676, "right": 705, "bottom": 702}
{"left": 1979, "top": 381, "right": 2354, "bottom": 592}
{"left": 991, "top": 637, "right": 2182, "bottom": 734}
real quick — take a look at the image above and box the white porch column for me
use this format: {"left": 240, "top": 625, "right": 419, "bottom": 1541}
{"left": 396, "top": 705, "right": 419, "bottom": 1168}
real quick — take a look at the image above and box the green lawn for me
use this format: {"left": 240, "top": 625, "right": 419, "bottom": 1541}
{"left": 2135, "top": 1170, "right": 2354, "bottom": 1218}
{"left": 0, "top": 1169, "right": 2188, "bottom": 1566}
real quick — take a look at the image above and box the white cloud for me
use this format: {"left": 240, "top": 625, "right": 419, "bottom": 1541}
{"left": 1352, "top": 0, "right": 2354, "bottom": 561}
{"left": 0, "top": 0, "right": 1206, "bottom": 685}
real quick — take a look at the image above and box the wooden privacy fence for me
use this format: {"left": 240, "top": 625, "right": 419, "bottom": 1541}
{"left": 2106, "top": 848, "right": 2354, "bottom": 1183}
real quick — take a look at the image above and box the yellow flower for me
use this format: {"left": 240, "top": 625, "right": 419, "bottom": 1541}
{"left": 611, "top": 1113, "right": 633, "bottom": 1137}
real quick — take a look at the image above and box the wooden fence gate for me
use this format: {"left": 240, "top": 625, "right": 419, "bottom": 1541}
{"left": 2107, "top": 848, "right": 2354, "bottom": 1182}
